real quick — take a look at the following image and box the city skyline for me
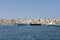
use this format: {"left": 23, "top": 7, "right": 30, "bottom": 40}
{"left": 0, "top": 0, "right": 60, "bottom": 19}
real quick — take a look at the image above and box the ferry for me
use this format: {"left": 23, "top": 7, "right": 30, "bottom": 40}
{"left": 29, "top": 22, "right": 42, "bottom": 26}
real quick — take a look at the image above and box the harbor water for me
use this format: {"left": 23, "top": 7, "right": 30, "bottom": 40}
{"left": 0, "top": 25, "right": 60, "bottom": 40}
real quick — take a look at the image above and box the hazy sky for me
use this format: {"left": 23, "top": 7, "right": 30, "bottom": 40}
{"left": 0, "top": 0, "right": 60, "bottom": 19}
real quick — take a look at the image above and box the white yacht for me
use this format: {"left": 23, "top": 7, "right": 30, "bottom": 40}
{"left": 46, "top": 22, "right": 60, "bottom": 26}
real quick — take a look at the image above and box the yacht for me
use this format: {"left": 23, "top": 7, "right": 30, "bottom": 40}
{"left": 46, "top": 22, "right": 60, "bottom": 27}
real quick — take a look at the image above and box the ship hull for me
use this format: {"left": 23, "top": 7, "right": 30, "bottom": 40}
{"left": 47, "top": 24, "right": 60, "bottom": 27}
{"left": 29, "top": 23, "right": 42, "bottom": 26}
{"left": 17, "top": 24, "right": 28, "bottom": 26}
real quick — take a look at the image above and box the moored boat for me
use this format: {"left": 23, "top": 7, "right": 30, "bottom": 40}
{"left": 46, "top": 22, "right": 60, "bottom": 27}
{"left": 17, "top": 23, "right": 28, "bottom": 26}
{"left": 29, "top": 22, "right": 42, "bottom": 26}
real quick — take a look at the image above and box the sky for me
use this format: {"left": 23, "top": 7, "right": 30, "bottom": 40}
{"left": 0, "top": 0, "right": 60, "bottom": 19}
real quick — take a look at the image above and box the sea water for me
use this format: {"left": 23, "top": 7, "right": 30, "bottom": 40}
{"left": 0, "top": 25, "right": 60, "bottom": 40}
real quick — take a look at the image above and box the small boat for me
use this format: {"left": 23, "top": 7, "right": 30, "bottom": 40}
{"left": 46, "top": 22, "right": 60, "bottom": 27}
{"left": 47, "top": 24, "right": 60, "bottom": 26}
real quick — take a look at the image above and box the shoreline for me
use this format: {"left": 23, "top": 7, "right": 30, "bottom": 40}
{"left": 0, "top": 18, "right": 60, "bottom": 26}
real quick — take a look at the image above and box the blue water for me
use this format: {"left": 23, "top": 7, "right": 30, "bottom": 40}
{"left": 0, "top": 25, "right": 60, "bottom": 40}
